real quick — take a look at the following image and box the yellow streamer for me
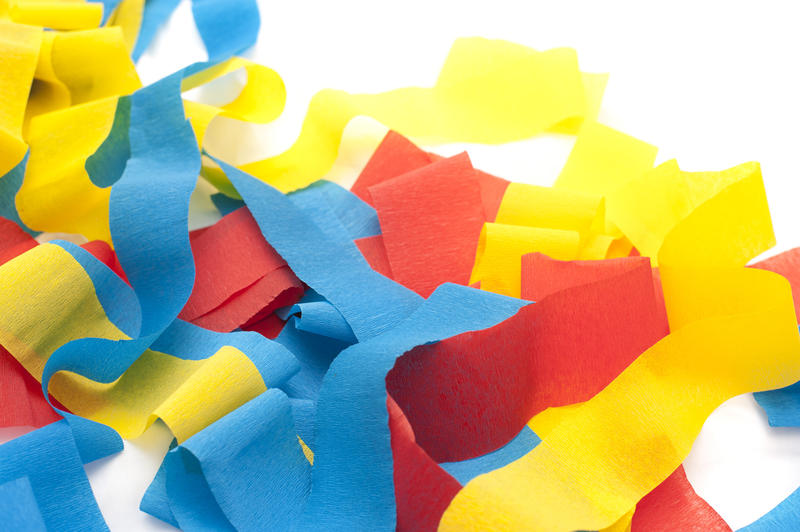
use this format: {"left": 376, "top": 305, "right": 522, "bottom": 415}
{"left": 9, "top": 1, "right": 102, "bottom": 31}
{"left": 0, "top": 20, "right": 41, "bottom": 176}
{"left": 235, "top": 38, "right": 604, "bottom": 193}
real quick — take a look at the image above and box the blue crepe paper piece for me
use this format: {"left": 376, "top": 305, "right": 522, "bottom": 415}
{"left": 439, "top": 426, "right": 541, "bottom": 485}
{"left": 155, "top": 389, "right": 311, "bottom": 531}
{"left": 86, "top": 96, "right": 131, "bottom": 189}
{"left": 0, "top": 477, "right": 47, "bottom": 531}
{"left": 298, "top": 283, "right": 530, "bottom": 531}
{"left": 132, "top": 0, "right": 182, "bottom": 62}
{"left": 210, "top": 192, "right": 245, "bottom": 216}
{"left": 299, "top": 180, "right": 380, "bottom": 241}
{"left": 738, "top": 485, "right": 800, "bottom": 531}
{"left": 278, "top": 318, "right": 350, "bottom": 403}
{"left": 289, "top": 398, "right": 317, "bottom": 449}
{"left": 191, "top": 0, "right": 259, "bottom": 62}
{"left": 140, "top": 439, "right": 180, "bottom": 528}
{"left": 0, "top": 151, "right": 39, "bottom": 236}
{"left": 41, "top": 72, "right": 198, "bottom": 403}
{"left": 0, "top": 420, "right": 119, "bottom": 531}
{"left": 54, "top": 240, "right": 141, "bottom": 337}
{"left": 277, "top": 289, "right": 356, "bottom": 343}
{"left": 213, "top": 157, "right": 423, "bottom": 341}
{"left": 755, "top": 381, "right": 800, "bottom": 427}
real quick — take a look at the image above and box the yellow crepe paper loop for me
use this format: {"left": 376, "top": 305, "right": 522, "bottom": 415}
{"left": 0, "top": 244, "right": 268, "bottom": 442}
{"left": 107, "top": 0, "right": 145, "bottom": 54}
{"left": 184, "top": 57, "right": 287, "bottom": 149}
{"left": 606, "top": 160, "right": 772, "bottom": 265}
{"left": 469, "top": 223, "right": 581, "bottom": 298}
{"left": 441, "top": 160, "right": 792, "bottom": 531}
{"left": 9, "top": 1, "right": 103, "bottom": 31}
{"left": 18, "top": 98, "right": 119, "bottom": 242}
{"left": 236, "top": 38, "right": 604, "bottom": 193}
{"left": 554, "top": 120, "right": 658, "bottom": 197}
{"left": 0, "top": 20, "right": 41, "bottom": 177}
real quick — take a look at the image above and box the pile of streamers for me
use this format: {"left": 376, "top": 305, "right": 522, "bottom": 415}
{"left": 4, "top": 1, "right": 800, "bottom": 531}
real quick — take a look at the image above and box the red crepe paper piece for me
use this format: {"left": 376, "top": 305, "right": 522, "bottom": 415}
{"left": 475, "top": 170, "right": 510, "bottom": 223}
{"left": 0, "top": 346, "right": 63, "bottom": 429}
{"left": 191, "top": 266, "right": 303, "bottom": 332}
{"left": 521, "top": 253, "right": 668, "bottom": 328}
{"left": 0, "top": 217, "right": 36, "bottom": 264}
{"left": 387, "top": 257, "right": 668, "bottom": 463}
{"left": 751, "top": 248, "right": 800, "bottom": 320}
{"left": 352, "top": 131, "right": 433, "bottom": 205}
{"left": 241, "top": 313, "right": 287, "bottom": 340}
{"left": 388, "top": 396, "right": 461, "bottom": 532}
{"left": 0, "top": 219, "right": 64, "bottom": 429}
{"left": 81, "top": 240, "right": 129, "bottom": 283}
{"left": 369, "top": 153, "right": 485, "bottom": 297}
{"left": 355, "top": 235, "right": 393, "bottom": 278}
{"left": 180, "top": 207, "right": 288, "bottom": 321}
{"left": 632, "top": 466, "right": 731, "bottom": 531}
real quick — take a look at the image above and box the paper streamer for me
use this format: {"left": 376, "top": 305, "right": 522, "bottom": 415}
{"left": 230, "top": 39, "right": 605, "bottom": 192}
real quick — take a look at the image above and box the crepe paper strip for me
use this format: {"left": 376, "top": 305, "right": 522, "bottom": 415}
{"left": 369, "top": 153, "right": 486, "bottom": 297}
{"left": 495, "top": 182, "right": 605, "bottom": 237}
{"left": 470, "top": 223, "right": 582, "bottom": 297}
{"left": 107, "top": 0, "right": 145, "bottom": 54}
{"left": 190, "top": 266, "right": 304, "bottom": 332}
{"left": 0, "top": 345, "right": 63, "bottom": 429}
{"left": 388, "top": 258, "right": 666, "bottom": 463}
{"left": 355, "top": 235, "right": 393, "bottom": 278}
{"left": 554, "top": 120, "right": 658, "bottom": 198}
{"left": 296, "top": 283, "right": 528, "bottom": 530}
{"left": 184, "top": 58, "right": 286, "bottom": 153}
{"left": 146, "top": 389, "right": 311, "bottom": 531}
{"left": 351, "top": 131, "right": 434, "bottom": 204}
{"left": 738, "top": 483, "right": 800, "bottom": 531}
{"left": 0, "top": 21, "right": 41, "bottom": 178}
{"left": 8, "top": 1, "right": 103, "bottom": 30}
{"left": 191, "top": 0, "right": 259, "bottom": 63}
{"left": 0, "top": 419, "right": 121, "bottom": 531}
{"left": 0, "top": 476, "right": 47, "bottom": 531}
{"left": 440, "top": 266, "right": 800, "bottom": 531}
{"left": 388, "top": 396, "right": 463, "bottom": 532}
{"left": 475, "top": 169, "right": 511, "bottom": 223}
{"left": 607, "top": 161, "right": 774, "bottom": 267}
{"left": 631, "top": 466, "right": 731, "bottom": 532}
{"left": 18, "top": 98, "right": 120, "bottom": 242}
{"left": 131, "top": 0, "right": 181, "bottom": 61}
{"left": 96, "top": 0, "right": 124, "bottom": 24}
{"left": 179, "top": 207, "right": 288, "bottom": 321}
{"left": 278, "top": 293, "right": 356, "bottom": 344}
{"left": 312, "top": 180, "right": 381, "bottom": 241}
{"left": 0, "top": 216, "right": 37, "bottom": 264}
{"left": 214, "top": 156, "right": 424, "bottom": 341}
{"left": 520, "top": 253, "right": 668, "bottom": 328}
{"left": 352, "top": 131, "right": 510, "bottom": 222}
{"left": 751, "top": 248, "right": 800, "bottom": 320}
{"left": 234, "top": 38, "right": 599, "bottom": 193}
{"left": 277, "top": 316, "right": 351, "bottom": 405}
{"left": 439, "top": 426, "right": 541, "bottom": 485}
{"left": 43, "top": 27, "right": 141, "bottom": 107}
{"left": 242, "top": 313, "right": 286, "bottom": 340}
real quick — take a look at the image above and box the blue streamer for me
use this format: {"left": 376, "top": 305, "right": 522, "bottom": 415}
{"left": 738, "top": 485, "right": 800, "bottom": 531}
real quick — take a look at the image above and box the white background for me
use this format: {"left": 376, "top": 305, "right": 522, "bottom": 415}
{"left": 16, "top": 1, "right": 800, "bottom": 530}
